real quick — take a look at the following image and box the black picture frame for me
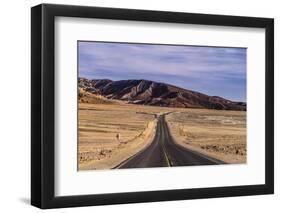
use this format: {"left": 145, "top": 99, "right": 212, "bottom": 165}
{"left": 31, "top": 3, "right": 274, "bottom": 209}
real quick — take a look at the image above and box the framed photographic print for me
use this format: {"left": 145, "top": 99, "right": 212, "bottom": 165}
{"left": 31, "top": 4, "right": 274, "bottom": 209}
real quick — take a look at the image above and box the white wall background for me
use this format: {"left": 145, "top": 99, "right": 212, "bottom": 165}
{"left": 0, "top": 0, "right": 279, "bottom": 212}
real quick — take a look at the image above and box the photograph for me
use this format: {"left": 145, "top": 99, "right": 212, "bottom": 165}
{"left": 30, "top": 3, "right": 274, "bottom": 209}
{"left": 77, "top": 41, "right": 247, "bottom": 171}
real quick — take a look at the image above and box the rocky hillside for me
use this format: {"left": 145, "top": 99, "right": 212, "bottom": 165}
{"left": 79, "top": 78, "right": 246, "bottom": 110}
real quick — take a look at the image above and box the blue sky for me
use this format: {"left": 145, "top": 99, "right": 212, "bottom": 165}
{"left": 78, "top": 41, "right": 246, "bottom": 102}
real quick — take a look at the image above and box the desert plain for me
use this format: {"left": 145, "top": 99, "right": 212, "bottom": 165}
{"left": 78, "top": 99, "right": 246, "bottom": 170}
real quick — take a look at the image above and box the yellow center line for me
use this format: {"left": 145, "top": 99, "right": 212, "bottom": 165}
{"left": 160, "top": 116, "right": 171, "bottom": 167}
{"left": 162, "top": 144, "right": 171, "bottom": 167}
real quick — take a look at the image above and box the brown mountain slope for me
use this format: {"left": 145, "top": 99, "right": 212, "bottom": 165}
{"left": 78, "top": 78, "right": 246, "bottom": 111}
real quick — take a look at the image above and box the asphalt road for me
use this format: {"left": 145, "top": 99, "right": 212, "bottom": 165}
{"left": 118, "top": 114, "right": 224, "bottom": 169}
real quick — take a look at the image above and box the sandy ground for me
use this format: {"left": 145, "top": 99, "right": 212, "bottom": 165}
{"left": 166, "top": 109, "right": 246, "bottom": 164}
{"left": 78, "top": 103, "right": 159, "bottom": 170}
{"left": 78, "top": 98, "right": 247, "bottom": 170}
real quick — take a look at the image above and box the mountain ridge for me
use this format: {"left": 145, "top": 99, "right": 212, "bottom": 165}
{"left": 79, "top": 78, "right": 246, "bottom": 111}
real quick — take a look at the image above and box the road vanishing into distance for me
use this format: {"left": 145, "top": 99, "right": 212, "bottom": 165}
{"left": 118, "top": 115, "right": 225, "bottom": 169}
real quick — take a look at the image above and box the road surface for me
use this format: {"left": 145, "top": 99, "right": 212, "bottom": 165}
{"left": 118, "top": 114, "right": 224, "bottom": 168}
